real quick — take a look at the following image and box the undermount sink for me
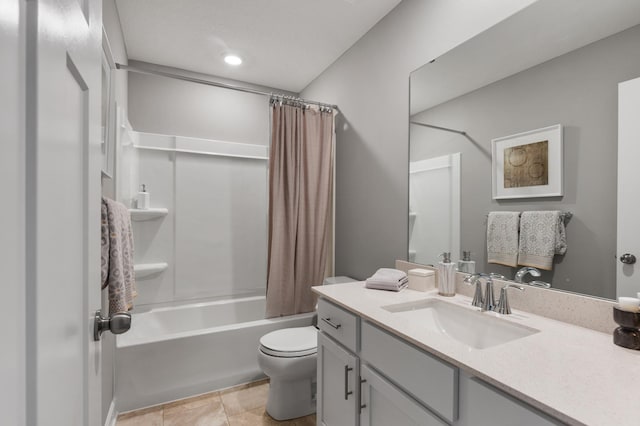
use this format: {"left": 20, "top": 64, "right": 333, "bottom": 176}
{"left": 381, "top": 299, "right": 539, "bottom": 350}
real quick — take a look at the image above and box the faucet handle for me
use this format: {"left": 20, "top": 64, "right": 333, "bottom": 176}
{"left": 463, "top": 274, "right": 484, "bottom": 308}
{"left": 496, "top": 284, "right": 525, "bottom": 315}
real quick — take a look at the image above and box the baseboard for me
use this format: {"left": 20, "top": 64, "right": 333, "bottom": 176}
{"left": 105, "top": 398, "right": 118, "bottom": 426}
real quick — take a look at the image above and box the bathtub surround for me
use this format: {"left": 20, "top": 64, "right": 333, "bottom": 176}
{"left": 266, "top": 103, "right": 335, "bottom": 317}
{"left": 128, "top": 132, "right": 269, "bottom": 308}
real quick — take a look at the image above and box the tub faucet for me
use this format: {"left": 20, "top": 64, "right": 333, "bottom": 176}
{"left": 514, "top": 267, "right": 541, "bottom": 283}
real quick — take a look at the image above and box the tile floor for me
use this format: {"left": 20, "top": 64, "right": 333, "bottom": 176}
{"left": 116, "top": 379, "right": 316, "bottom": 426}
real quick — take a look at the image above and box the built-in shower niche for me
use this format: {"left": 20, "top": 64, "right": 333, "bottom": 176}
{"left": 128, "top": 131, "right": 269, "bottom": 308}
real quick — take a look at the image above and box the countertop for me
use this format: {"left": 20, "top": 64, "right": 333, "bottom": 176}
{"left": 312, "top": 282, "right": 640, "bottom": 426}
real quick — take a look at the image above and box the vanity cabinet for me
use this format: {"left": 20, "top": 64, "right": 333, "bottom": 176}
{"left": 318, "top": 299, "right": 450, "bottom": 426}
{"left": 317, "top": 331, "right": 359, "bottom": 426}
{"left": 456, "top": 372, "right": 562, "bottom": 426}
{"left": 360, "top": 365, "right": 446, "bottom": 426}
{"left": 317, "top": 297, "right": 561, "bottom": 426}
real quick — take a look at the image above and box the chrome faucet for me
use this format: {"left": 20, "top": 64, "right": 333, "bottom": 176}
{"left": 482, "top": 276, "right": 496, "bottom": 312}
{"left": 463, "top": 273, "right": 496, "bottom": 311}
{"left": 514, "top": 266, "right": 541, "bottom": 283}
{"left": 496, "top": 283, "right": 525, "bottom": 314}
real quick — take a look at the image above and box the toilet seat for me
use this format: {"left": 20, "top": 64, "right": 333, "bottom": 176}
{"left": 259, "top": 326, "right": 317, "bottom": 358}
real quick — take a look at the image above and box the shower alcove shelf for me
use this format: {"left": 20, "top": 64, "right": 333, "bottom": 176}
{"left": 134, "top": 262, "right": 169, "bottom": 279}
{"left": 129, "top": 208, "right": 169, "bottom": 221}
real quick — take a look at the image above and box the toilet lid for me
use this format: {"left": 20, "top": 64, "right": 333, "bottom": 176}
{"left": 260, "top": 326, "right": 317, "bottom": 357}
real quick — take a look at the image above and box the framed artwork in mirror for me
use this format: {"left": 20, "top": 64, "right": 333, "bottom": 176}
{"left": 492, "top": 124, "right": 563, "bottom": 199}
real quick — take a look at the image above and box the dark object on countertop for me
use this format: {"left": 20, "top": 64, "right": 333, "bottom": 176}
{"left": 613, "top": 307, "right": 640, "bottom": 350}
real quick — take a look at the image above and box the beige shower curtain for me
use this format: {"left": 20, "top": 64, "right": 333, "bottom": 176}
{"left": 265, "top": 102, "right": 335, "bottom": 318}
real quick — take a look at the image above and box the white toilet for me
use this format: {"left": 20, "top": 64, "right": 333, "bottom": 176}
{"left": 258, "top": 276, "right": 355, "bottom": 420}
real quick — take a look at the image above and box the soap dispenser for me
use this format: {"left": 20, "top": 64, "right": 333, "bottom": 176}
{"left": 137, "top": 184, "right": 150, "bottom": 210}
{"left": 438, "top": 252, "right": 456, "bottom": 297}
{"left": 458, "top": 251, "right": 476, "bottom": 274}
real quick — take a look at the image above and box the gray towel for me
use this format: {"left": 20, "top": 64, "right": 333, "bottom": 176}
{"left": 101, "top": 197, "right": 137, "bottom": 314}
{"left": 517, "top": 211, "right": 567, "bottom": 271}
{"left": 487, "top": 212, "right": 520, "bottom": 267}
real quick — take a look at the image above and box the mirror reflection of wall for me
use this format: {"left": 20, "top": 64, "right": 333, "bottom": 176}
{"left": 409, "top": 9, "right": 640, "bottom": 300}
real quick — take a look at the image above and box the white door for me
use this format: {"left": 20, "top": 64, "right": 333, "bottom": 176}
{"left": 0, "top": 0, "right": 26, "bottom": 424}
{"left": 409, "top": 153, "right": 461, "bottom": 265}
{"left": 617, "top": 77, "right": 640, "bottom": 298}
{"left": 25, "top": 0, "right": 103, "bottom": 424}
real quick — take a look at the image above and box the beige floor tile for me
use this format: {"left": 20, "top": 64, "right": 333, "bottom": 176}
{"left": 117, "top": 406, "right": 163, "bottom": 426}
{"left": 163, "top": 392, "right": 220, "bottom": 410}
{"left": 220, "top": 382, "right": 269, "bottom": 416}
{"left": 227, "top": 407, "right": 297, "bottom": 426}
{"left": 293, "top": 413, "right": 316, "bottom": 426}
{"left": 164, "top": 393, "right": 228, "bottom": 426}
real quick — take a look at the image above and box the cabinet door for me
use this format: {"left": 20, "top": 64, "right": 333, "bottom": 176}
{"left": 456, "top": 372, "right": 563, "bottom": 426}
{"left": 317, "top": 332, "right": 359, "bottom": 426}
{"left": 360, "top": 365, "right": 447, "bottom": 426}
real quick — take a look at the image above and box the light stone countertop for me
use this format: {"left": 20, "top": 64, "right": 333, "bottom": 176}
{"left": 312, "top": 281, "right": 640, "bottom": 426}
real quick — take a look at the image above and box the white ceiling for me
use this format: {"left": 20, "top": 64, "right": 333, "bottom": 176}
{"left": 115, "top": 0, "right": 402, "bottom": 92}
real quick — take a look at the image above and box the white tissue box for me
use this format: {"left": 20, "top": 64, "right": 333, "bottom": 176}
{"left": 408, "top": 268, "right": 436, "bottom": 292}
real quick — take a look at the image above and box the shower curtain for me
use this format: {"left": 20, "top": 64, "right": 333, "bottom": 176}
{"left": 265, "top": 101, "right": 335, "bottom": 318}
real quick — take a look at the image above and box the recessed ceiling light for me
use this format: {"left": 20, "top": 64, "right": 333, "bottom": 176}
{"left": 224, "top": 55, "right": 242, "bottom": 66}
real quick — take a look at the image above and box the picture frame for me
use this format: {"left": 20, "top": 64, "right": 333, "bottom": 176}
{"left": 491, "top": 124, "right": 563, "bottom": 199}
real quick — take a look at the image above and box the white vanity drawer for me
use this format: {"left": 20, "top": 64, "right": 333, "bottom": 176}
{"left": 360, "top": 321, "right": 458, "bottom": 423}
{"left": 317, "top": 298, "right": 358, "bottom": 352}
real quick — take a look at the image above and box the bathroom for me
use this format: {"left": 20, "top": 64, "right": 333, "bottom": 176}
{"left": 4, "top": 0, "right": 640, "bottom": 425}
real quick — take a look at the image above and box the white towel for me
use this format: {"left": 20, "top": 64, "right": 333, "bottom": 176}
{"left": 517, "top": 211, "right": 567, "bottom": 271}
{"left": 487, "top": 212, "right": 520, "bottom": 267}
{"left": 365, "top": 268, "right": 408, "bottom": 292}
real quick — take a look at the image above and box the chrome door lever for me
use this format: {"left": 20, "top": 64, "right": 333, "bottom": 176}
{"left": 93, "top": 309, "right": 131, "bottom": 341}
{"left": 620, "top": 253, "right": 637, "bottom": 264}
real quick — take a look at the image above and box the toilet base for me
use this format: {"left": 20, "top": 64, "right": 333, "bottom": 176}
{"left": 266, "top": 377, "right": 316, "bottom": 421}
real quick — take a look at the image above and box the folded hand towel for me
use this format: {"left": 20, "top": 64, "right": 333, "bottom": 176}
{"left": 517, "top": 211, "right": 567, "bottom": 271}
{"left": 487, "top": 212, "right": 520, "bottom": 267}
{"left": 101, "top": 197, "right": 137, "bottom": 314}
{"left": 365, "top": 268, "right": 408, "bottom": 292}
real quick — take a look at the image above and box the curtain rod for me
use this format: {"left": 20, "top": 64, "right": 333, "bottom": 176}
{"left": 410, "top": 121, "right": 466, "bottom": 135}
{"left": 116, "top": 63, "right": 339, "bottom": 110}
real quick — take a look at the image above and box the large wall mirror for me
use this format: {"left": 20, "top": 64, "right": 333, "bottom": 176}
{"left": 409, "top": 0, "right": 640, "bottom": 300}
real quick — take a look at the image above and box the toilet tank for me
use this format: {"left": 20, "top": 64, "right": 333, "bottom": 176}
{"left": 322, "top": 276, "right": 356, "bottom": 285}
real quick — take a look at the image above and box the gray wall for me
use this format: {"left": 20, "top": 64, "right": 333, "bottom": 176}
{"left": 300, "top": 0, "right": 536, "bottom": 280}
{"left": 411, "top": 25, "right": 640, "bottom": 299}
{"left": 127, "top": 61, "right": 296, "bottom": 145}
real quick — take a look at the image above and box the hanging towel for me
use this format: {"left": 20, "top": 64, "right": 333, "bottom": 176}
{"left": 487, "top": 211, "right": 520, "bottom": 267}
{"left": 517, "top": 211, "right": 567, "bottom": 271}
{"left": 365, "top": 268, "right": 408, "bottom": 292}
{"left": 101, "top": 197, "right": 137, "bottom": 314}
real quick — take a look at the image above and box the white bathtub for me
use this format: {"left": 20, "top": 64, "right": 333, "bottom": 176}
{"left": 115, "top": 296, "right": 314, "bottom": 412}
